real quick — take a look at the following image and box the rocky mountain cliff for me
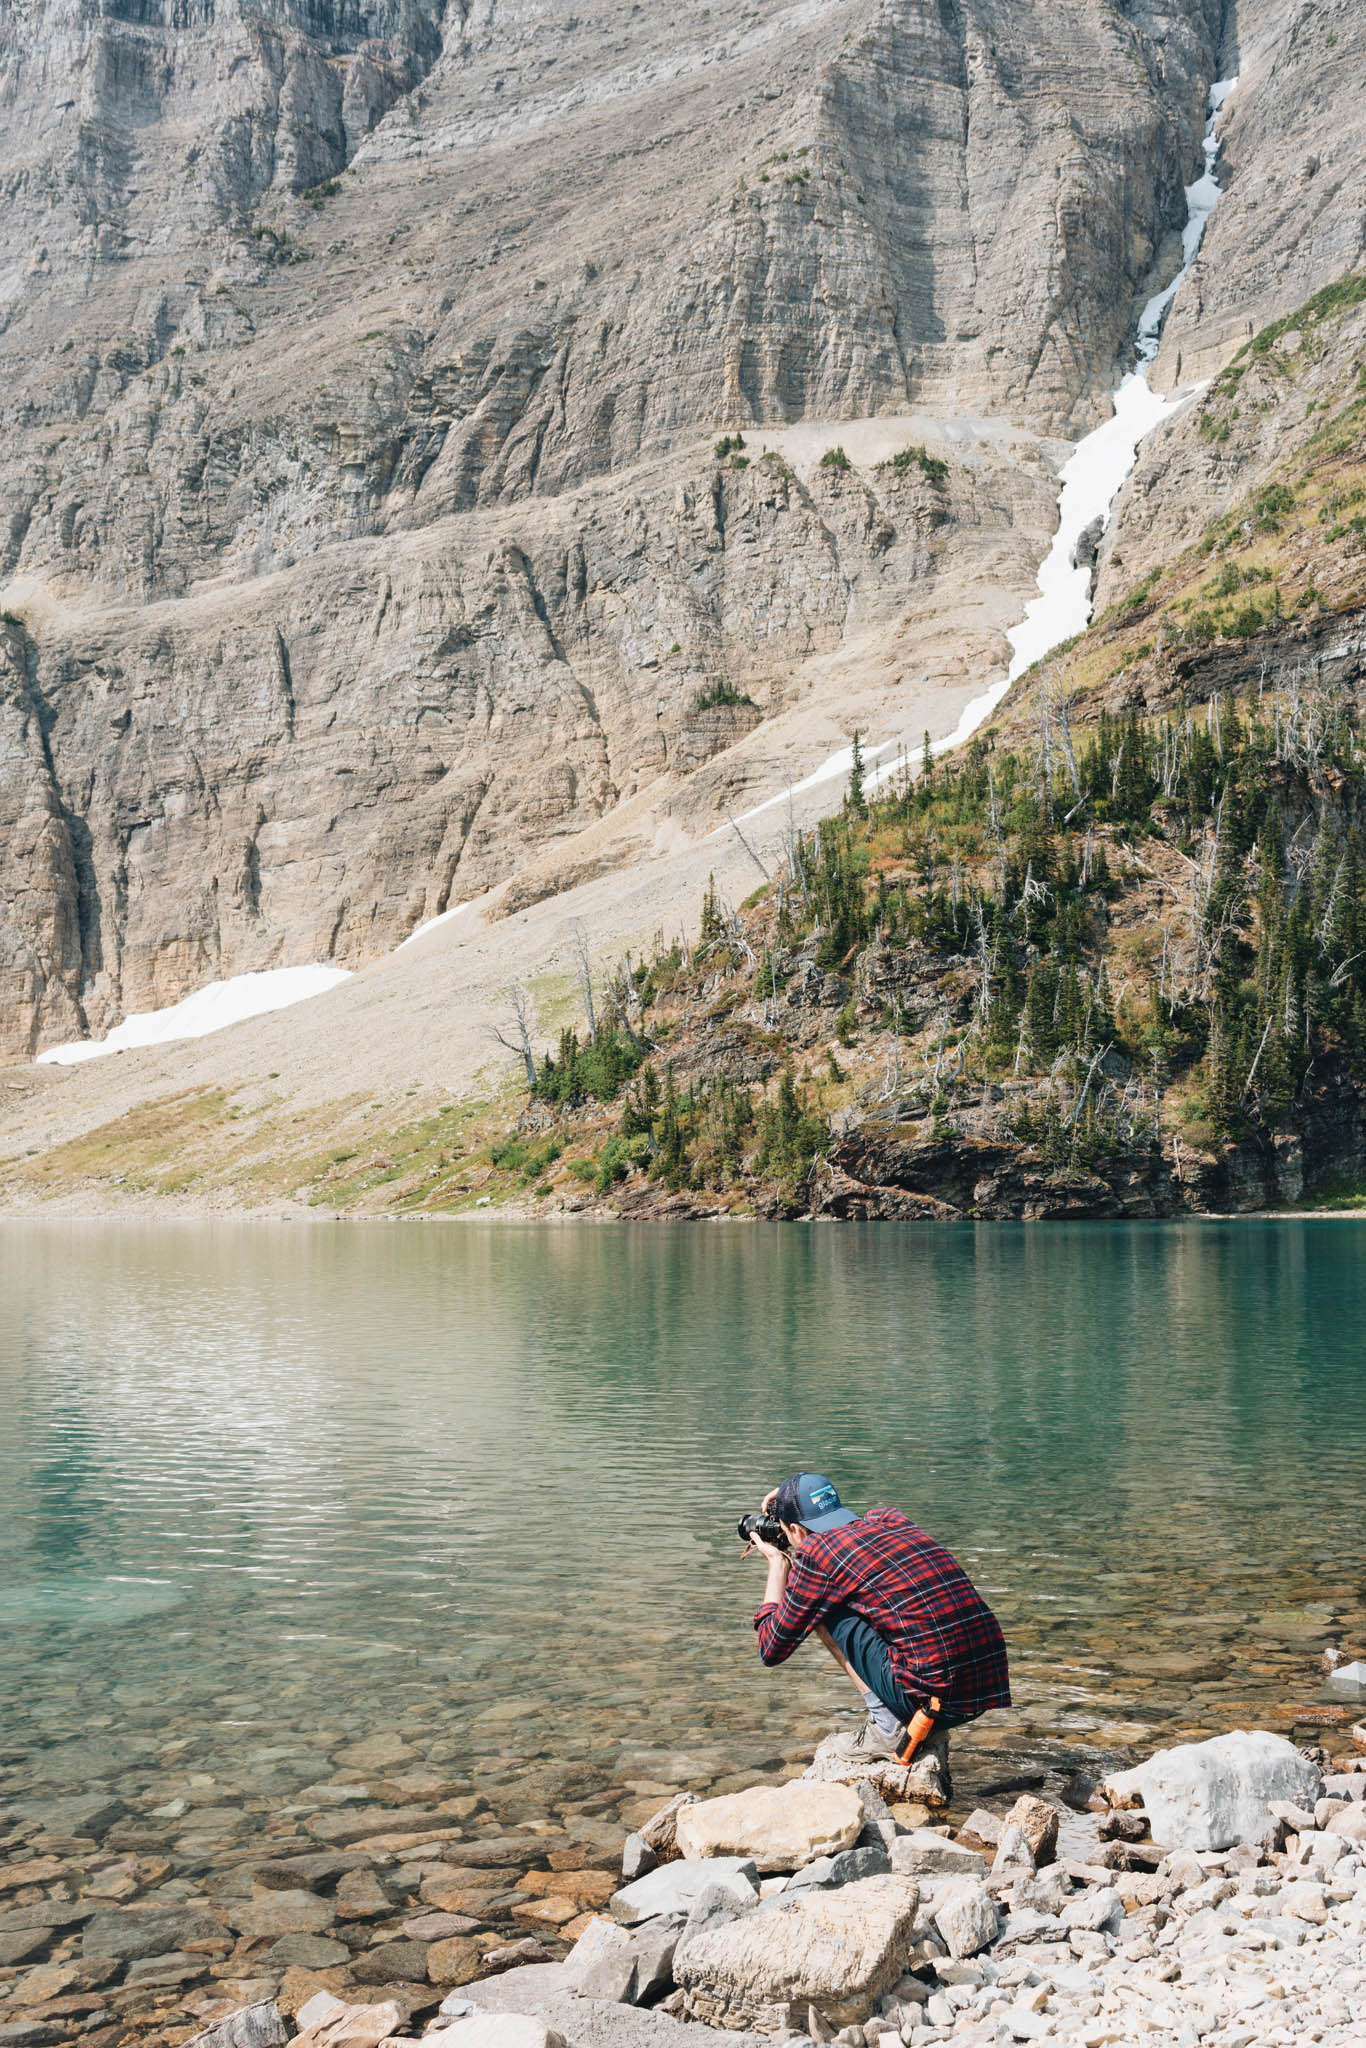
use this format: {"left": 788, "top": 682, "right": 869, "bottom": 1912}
{"left": 0, "top": 0, "right": 1362, "bottom": 1063}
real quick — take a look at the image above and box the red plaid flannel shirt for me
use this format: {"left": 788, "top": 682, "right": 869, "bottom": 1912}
{"left": 754, "top": 1507, "right": 1010, "bottom": 1721}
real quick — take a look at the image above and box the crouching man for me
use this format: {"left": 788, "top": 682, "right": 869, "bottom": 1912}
{"left": 748, "top": 1472, "right": 1010, "bottom": 1762}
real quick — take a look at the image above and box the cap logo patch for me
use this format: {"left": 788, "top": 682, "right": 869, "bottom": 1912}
{"left": 809, "top": 1483, "right": 840, "bottom": 1513}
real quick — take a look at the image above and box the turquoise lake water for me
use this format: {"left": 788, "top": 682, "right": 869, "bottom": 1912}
{"left": 1, "top": 1219, "right": 1363, "bottom": 1844}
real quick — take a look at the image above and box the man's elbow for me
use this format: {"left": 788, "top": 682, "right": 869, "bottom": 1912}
{"left": 756, "top": 1636, "right": 790, "bottom": 1668}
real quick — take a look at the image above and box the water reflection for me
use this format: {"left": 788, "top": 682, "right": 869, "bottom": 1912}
{"left": 1, "top": 1220, "right": 1362, "bottom": 1799}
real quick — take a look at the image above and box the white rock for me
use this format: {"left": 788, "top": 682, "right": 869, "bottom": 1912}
{"left": 1102, "top": 1732, "right": 1323, "bottom": 1852}
{"left": 561, "top": 1916, "right": 637, "bottom": 2001}
{"left": 427, "top": 2021, "right": 564, "bottom": 2048}
{"left": 611, "top": 1856, "right": 757, "bottom": 1925}
{"left": 992, "top": 1824, "right": 1036, "bottom": 1877}
{"left": 674, "top": 1874, "right": 921, "bottom": 2030}
{"left": 1278, "top": 1883, "right": 1328, "bottom": 1923}
{"left": 890, "top": 1830, "right": 987, "bottom": 1878}
{"left": 1062, "top": 1887, "right": 1124, "bottom": 1935}
{"left": 932, "top": 1883, "right": 999, "bottom": 1959}
{"left": 675, "top": 1781, "right": 865, "bottom": 1872}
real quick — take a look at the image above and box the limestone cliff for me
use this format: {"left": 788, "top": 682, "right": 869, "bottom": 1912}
{"left": 0, "top": 0, "right": 1360, "bottom": 1061}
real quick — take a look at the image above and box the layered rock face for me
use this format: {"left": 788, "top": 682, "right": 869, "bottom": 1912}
{"left": 5, "top": 0, "right": 1356, "bottom": 1059}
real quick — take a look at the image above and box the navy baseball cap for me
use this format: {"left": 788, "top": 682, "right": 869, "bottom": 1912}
{"left": 775, "top": 1472, "right": 857, "bottom": 1532}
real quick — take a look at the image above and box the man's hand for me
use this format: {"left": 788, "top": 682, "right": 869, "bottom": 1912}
{"left": 761, "top": 1485, "right": 779, "bottom": 1513}
{"left": 745, "top": 1529, "right": 791, "bottom": 1609}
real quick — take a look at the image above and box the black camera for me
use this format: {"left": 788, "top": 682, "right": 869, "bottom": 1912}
{"left": 737, "top": 1511, "right": 789, "bottom": 1552}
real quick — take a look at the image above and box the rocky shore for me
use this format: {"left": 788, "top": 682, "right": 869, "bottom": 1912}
{"left": 8, "top": 1715, "right": 1363, "bottom": 2048}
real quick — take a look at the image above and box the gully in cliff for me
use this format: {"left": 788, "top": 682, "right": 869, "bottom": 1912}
{"left": 742, "top": 1471, "right": 1010, "bottom": 1766}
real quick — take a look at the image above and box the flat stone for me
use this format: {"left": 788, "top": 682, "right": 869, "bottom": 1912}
{"left": 309, "top": 1811, "right": 444, "bottom": 1847}
{"left": 334, "top": 1871, "right": 393, "bottom": 1920}
{"left": 81, "top": 1907, "right": 229, "bottom": 1962}
{"left": 185, "top": 2002, "right": 288, "bottom": 2048}
{"left": 11, "top": 1958, "right": 118, "bottom": 2003}
{"left": 675, "top": 1875, "right": 921, "bottom": 2029}
{"left": 350, "top": 1941, "right": 430, "bottom": 1985}
{"left": 611, "top": 1858, "right": 758, "bottom": 1926}
{"left": 253, "top": 1855, "right": 372, "bottom": 1894}
{"left": 333, "top": 1735, "right": 418, "bottom": 1772}
{"left": 403, "top": 1914, "right": 479, "bottom": 1941}
{"left": 293, "top": 1994, "right": 404, "bottom": 2048}
{"left": 1325, "top": 1803, "right": 1366, "bottom": 1841}
{"left": 674, "top": 1783, "right": 864, "bottom": 1873}
{"left": 264, "top": 1936, "right": 352, "bottom": 1970}
{"left": 124, "top": 1951, "right": 211, "bottom": 1986}
{"left": 440, "top": 1840, "right": 545, "bottom": 1870}
{"left": 11, "top": 1798, "right": 125, "bottom": 1841}
{"left": 0, "top": 1931, "right": 51, "bottom": 1967}
{"left": 890, "top": 1831, "right": 987, "bottom": 1878}
{"left": 1, "top": 1904, "right": 96, "bottom": 1935}
{"left": 509, "top": 1898, "right": 579, "bottom": 1930}
{"left": 1323, "top": 1660, "right": 1366, "bottom": 1699}
{"left": 427, "top": 1937, "right": 482, "bottom": 1988}
{"left": 426, "top": 2021, "right": 564, "bottom": 2048}
{"left": 1102, "top": 1731, "right": 1323, "bottom": 1852}
{"left": 516, "top": 1870, "right": 616, "bottom": 1908}
{"left": 227, "top": 1892, "right": 337, "bottom": 1940}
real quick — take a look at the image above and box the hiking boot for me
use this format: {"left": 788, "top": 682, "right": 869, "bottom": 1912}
{"left": 825, "top": 1714, "right": 908, "bottom": 1762}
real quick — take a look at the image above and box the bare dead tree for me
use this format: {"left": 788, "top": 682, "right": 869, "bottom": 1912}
{"left": 1054, "top": 683, "right": 1082, "bottom": 801}
{"left": 491, "top": 984, "right": 538, "bottom": 1088}
{"left": 727, "top": 814, "right": 770, "bottom": 883}
{"left": 569, "top": 920, "right": 597, "bottom": 1037}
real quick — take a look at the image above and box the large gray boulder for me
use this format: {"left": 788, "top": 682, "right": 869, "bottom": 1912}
{"left": 611, "top": 1859, "right": 758, "bottom": 1927}
{"left": 674, "top": 1783, "right": 864, "bottom": 1872}
{"left": 673, "top": 1875, "right": 920, "bottom": 2030}
{"left": 1102, "top": 1730, "right": 1324, "bottom": 1852}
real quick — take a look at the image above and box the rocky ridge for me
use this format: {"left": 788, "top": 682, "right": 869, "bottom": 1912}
{"left": 4, "top": 0, "right": 1363, "bottom": 1065}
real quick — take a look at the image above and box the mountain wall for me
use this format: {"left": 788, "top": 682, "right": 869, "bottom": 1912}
{"left": 1, "top": 0, "right": 1360, "bottom": 1060}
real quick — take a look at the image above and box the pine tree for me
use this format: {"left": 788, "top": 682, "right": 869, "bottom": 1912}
{"left": 847, "top": 731, "right": 866, "bottom": 814}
